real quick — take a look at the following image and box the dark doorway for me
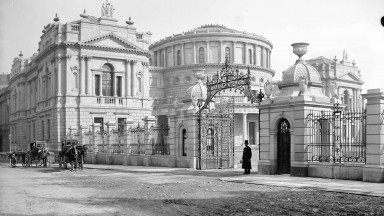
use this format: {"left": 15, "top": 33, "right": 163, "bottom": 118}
{"left": 277, "top": 118, "right": 291, "bottom": 174}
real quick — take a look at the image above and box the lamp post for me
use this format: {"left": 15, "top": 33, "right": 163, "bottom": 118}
{"left": 197, "top": 98, "right": 204, "bottom": 170}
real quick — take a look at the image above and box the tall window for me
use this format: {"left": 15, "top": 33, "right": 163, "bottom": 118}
{"left": 248, "top": 49, "right": 252, "bottom": 64}
{"left": 225, "top": 47, "right": 230, "bottom": 61}
{"left": 116, "top": 76, "right": 122, "bottom": 97}
{"left": 28, "top": 125, "right": 31, "bottom": 141}
{"left": 33, "top": 124, "right": 36, "bottom": 140}
{"left": 41, "top": 121, "right": 44, "bottom": 140}
{"left": 199, "top": 47, "right": 205, "bottom": 63}
{"left": 94, "top": 117, "right": 104, "bottom": 132}
{"left": 47, "top": 119, "right": 50, "bottom": 140}
{"left": 95, "top": 75, "right": 100, "bottom": 96}
{"left": 177, "top": 50, "right": 181, "bottom": 65}
{"left": 102, "top": 64, "right": 113, "bottom": 96}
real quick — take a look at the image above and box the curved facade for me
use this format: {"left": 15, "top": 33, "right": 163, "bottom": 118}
{"left": 148, "top": 25, "right": 276, "bottom": 166}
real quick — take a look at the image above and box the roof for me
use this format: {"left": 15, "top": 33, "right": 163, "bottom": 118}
{"left": 306, "top": 56, "right": 335, "bottom": 64}
{"left": 281, "top": 61, "right": 322, "bottom": 84}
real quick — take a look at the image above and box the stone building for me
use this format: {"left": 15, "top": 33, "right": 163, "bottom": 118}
{"left": 0, "top": 74, "right": 10, "bottom": 152}
{"left": 149, "top": 24, "right": 275, "bottom": 166}
{"left": 1, "top": 3, "right": 153, "bottom": 153}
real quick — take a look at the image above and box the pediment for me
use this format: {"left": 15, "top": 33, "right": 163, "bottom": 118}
{"left": 79, "top": 33, "right": 141, "bottom": 51}
{"left": 339, "top": 72, "right": 362, "bottom": 82}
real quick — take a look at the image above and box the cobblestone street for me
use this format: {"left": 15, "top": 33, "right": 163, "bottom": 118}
{"left": 1, "top": 162, "right": 383, "bottom": 216}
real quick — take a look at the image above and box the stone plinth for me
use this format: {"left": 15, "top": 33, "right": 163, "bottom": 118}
{"left": 362, "top": 88, "right": 384, "bottom": 182}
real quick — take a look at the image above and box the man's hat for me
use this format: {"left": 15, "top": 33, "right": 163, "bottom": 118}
{"left": 245, "top": 140, "right": 249, "bottom": 144}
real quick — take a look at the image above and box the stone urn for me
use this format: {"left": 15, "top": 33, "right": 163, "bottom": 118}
{"left": 291, "top": 42, "right": 309, "bottom": 60}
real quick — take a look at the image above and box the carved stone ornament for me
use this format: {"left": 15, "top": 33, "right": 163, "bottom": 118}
{"left": 101, "top": 0, "right": 115, "bottom": 18}
{"left": 264, "top": 80, "right": 273, "bottom": 98}
{"left": 298, "top": 76, "right": 308, "bottom": 96}
{"left": 329, "top": 80, "right": 339, "bottom": 99}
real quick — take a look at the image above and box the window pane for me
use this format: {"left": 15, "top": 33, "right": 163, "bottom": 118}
{"left": 117, "top": 77, "right": 121, "bottom": 97}
{"left": 94, "top": 117, "right": 104, "bottom": 132}
{"left": 102, "top": 72, "right": 113, "bottom": 96}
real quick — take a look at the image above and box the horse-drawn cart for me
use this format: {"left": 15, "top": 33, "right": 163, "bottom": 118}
{"left": 59, "top": 139, "right": 87, "bottom": 171}
{"left": 8, "top": 151, "right": 28, "bottom": 168}
{"left": 25, "top": 141, "right": 50, "bottom": 167}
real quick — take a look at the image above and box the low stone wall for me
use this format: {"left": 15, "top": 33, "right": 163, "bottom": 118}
{"left": 0, "top": 152, "right": 9, "bottom": 162}
{"left": 308, "top": 163, "right": 364, "bottom": 181}
{"left": 87, "top": 153, "right": 197, "bottom": 168}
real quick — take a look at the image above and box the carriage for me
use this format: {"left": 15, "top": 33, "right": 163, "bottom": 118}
{"left": 59, "top": 139, "right": 87, "bottom": 171}
{"left": 8, "top": 151, "right": 28, "bottom": 168}
{"left": 24, "top": 141, "right": 51, "bottom": 167}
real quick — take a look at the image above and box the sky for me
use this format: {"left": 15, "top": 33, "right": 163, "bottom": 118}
{"left": 1, "top": 0, "right": 383, "bottom": 92}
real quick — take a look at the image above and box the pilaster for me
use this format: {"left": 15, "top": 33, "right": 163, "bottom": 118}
{"left": 362, "top": 88, "right": 384, "bottom": 182}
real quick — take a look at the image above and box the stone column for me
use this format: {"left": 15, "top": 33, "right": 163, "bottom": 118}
{"left": 79, "top": 56, "right": 85, "bottom": 95}
{"left": 131, "top": 61, "right": 137, "bottom": 96}
{"left": 253, "top": 44, "right": 257, "bottom": 65}
{"left": 122, "top": 119, "right": 135, "bottom": 158}
{"left": 362, "top": 88, "right": 384, "bottom": 182}
{"left": 233, "top": 41, "right": 236, "bottom": 64}
{"left": 261, "top": 47, "right": 264, "bottom": 67}
{"left": 242, "top": 113, "right": 248, "bottom": 143}
{"left": 206, "top": 41, "right": 210, "bottom": 63}
{"left": 125, "top": 60, "right": 131, "bottom": 97}
{"left": 142, "top": 62, "right": 149, "bottom": 97}
{"left": 193, "top": 42, "right": 197, "bottom": 64}
{"left": 165, "top": 48, "right": 168, "bottom": 67}
{"left": 144, "top": 116, "right": 157, "bottom": 155}
{"left": 219, "top": 41, "right": 223, "bottom": 63}
{"left": 113, "top": 73, "right": 117, "bottom": 97}
{"left": 56, "top": 56, "right": 62, "bottom": 96}
{"left": 86, "top": 56, "right": 92, "bottom": 95}
{"left": 181, "top": 43, "right": 185, "bottom": 65}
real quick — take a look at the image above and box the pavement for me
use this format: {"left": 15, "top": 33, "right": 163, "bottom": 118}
{"left": 220, "top": 172, "right": 384, "bottom": 197}
{"left": 3, "top": 161, "right": 383, "bottom": 198}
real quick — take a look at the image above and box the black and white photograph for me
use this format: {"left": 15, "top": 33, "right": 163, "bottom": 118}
{"left": 0, "top": 0, "right": 384, "bottom": 215}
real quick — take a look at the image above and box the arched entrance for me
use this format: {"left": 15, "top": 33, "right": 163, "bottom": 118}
{"left": 277, "top": 118, "right": 291, "bottom": 174}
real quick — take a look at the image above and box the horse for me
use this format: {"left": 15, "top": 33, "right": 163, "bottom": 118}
{"left": 26, "top": 147, "right": 41, "bottom": 167}
{"left": 65, "top": 146, "right": 78, "bottom": 171}
{"left": 39, "top": 148, "right": 50, "bottom": 167}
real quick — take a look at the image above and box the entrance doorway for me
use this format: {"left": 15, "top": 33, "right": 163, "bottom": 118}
{"left": 277, "top": 118, "right": 291, "bottom": 174}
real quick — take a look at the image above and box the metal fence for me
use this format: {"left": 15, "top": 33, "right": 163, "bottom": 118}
{"left": 306, "top": 104, "right": 366, "bottom": 163}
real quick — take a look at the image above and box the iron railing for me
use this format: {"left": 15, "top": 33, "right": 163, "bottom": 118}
{"left": 306, "top": 104, "right": 366, "bottom": 163}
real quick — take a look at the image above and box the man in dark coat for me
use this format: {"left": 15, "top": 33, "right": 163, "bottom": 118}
{"left": 242, "top": 140, "right": 252, "bottom": 174}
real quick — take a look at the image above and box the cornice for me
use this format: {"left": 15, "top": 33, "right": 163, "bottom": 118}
{"left": 34, "top": 43, "right": 59, "bottom": 62}
{"left": 79, "top": 44, "right": 151, "bottom": 57}
{"left": 149, "top": 63, "right": 275, "bottom": 76}
{"left": 149, "top": 32, "right": 273, "bottom": 50}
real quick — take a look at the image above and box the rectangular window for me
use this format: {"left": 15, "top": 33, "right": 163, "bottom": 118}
{"left": 33, "top": 124, "right": 36, "bottom": 140}
{"left": 28, "top": 125, "right": 31, "bottom": 141}
{"left": 41, "top": 121, "right": 44, "bottom": 140}
{"left": 47, "top": 119, "right": 50, "bottom": 140}
{"left": 95, "top": 75, "right": 100, "bottom": 96}
{"left": 117, "top": 76, "right": 122, "bottom": 97}
{"left": 118, "top": 118, "right": 126, "bottom": 134}
{"left": 94, "top": 117, "right": 104, "bottom": 132}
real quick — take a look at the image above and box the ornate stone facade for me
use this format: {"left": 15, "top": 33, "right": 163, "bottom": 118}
{"left": 0, "top": 3, "right": 152, "bottom": 152}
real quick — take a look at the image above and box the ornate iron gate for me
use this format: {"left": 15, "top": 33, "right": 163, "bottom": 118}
{"left": 200, "top": 97, "right": 234, "bottom": 169}
{"left": 150, "top": 116, "right": 170, "bottom": 155}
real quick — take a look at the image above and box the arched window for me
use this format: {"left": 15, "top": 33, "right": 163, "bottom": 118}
{"left": 177, "top": 50, "right": 181, "bottom": 65}
{"left": 225, "top": 47, "right": 230, "bottom": 61}
{"left": 199, "top": 47, "right": 205, "bottom": 63}
{"left": 102, "top": 64, "right": 114, "bottom": 96}
{"left": 248, "top": 49, "right": 252, "bottom": 64}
